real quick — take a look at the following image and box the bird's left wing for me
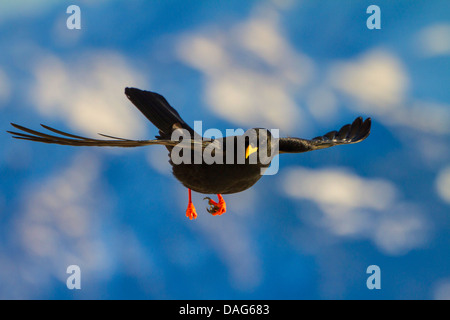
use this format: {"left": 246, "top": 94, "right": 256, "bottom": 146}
{"left": 7, "top": 123, "right": 209, "bottom": 148}
{"left": 279, "top": 117, "right": 371, "bottom": 153}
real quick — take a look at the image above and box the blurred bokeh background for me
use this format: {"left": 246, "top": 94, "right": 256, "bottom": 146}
{"left": 0, "top": 0, "right": 449, "bottom": 299}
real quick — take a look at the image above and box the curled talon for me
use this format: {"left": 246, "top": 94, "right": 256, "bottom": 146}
{"left": 207, "top": 206, "right": 219, "bottom": 214}
{"left": 204, "top": 194, "right": 226, "bottom": 216}
{"left": 204, "top": 197, "right": 217, "bottom": 214}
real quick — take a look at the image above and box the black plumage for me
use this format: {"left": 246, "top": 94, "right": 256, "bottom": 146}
{"left": 8, "top": 87, "right": 371, "bottom": 219}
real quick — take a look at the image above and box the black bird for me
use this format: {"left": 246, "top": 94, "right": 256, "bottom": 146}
{"left": 8, "top": 87, "right": 371, "bottom": 219}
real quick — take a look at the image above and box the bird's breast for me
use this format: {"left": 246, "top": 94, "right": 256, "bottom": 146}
{"left": 171, "top": 162, "right": 265, "bottom": 195}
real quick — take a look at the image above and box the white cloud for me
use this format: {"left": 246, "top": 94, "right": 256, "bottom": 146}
{"left": 282, "top": 167, "right": 429, "bottom": 255}
{"left": 0, "top": 152, "right": 114, "bottom": 298}
{"left": 306, "top": 87, "right": 339, "bottom": 123}
{"left": 175, "top": 5, "right": 448, "bottom": 140}
{"left": 0, "top": 0, "right": 109, "bottom": 23}
{"left": 416, "top": 23, "right": 450, "bottom": 57}
{"left": 176, "top": 4, "right": 314, "bottom": 132}
{"left": 146, "top": 146, "right": 171, "bottom": 176}
{"left": 328, "top": 49, "right": 450, "bottom": 135}
{"left": 0, "top": 68, "right": 11, "bottom": 106}
{"left": 0, "top": 0, "right": 59, "bottom": 22}
{"left": 432, "top": 278, "right": 450, "bottom": 300}
{"left": 436, "top": 165, "right": 450, "bottom": 204}
{"left": 398, "top": 100, "right": 450, "bottom": 135}
{"left": 30, "top": 51, "right": 148, "bottom": 139}
{"left": 283, "top": 167, "right": 397, "bottom": 211}
{"left": 372, "top": 203, "right": 428, "bottom": 255}
{"left": 328, "top": 49, "right": 409, "bottom": 111}
{"left": 16, "top": 153, "right": 109, "bottom": 264}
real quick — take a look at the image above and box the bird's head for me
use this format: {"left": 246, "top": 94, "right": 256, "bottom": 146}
{"left": 242, "top": 128, "right": 277, "bottom": 165}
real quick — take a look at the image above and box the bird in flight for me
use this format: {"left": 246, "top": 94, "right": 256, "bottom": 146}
{"left": 8, "top": 87, "right": 371, "bottom": 220}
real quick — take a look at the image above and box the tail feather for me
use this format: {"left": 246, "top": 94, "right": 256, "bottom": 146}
{"left": 7, "top": 123, "right": 206, "bottom": 148}
{"left": 125, "top": 87, "right": 194, "bottom": 139}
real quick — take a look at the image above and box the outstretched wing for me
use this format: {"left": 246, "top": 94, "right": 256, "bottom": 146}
{"left": 310, "top": 116, "right": 371, "bottom": 149}
{"left": 7, "top": 123, "right": 207, "bottom": 148}
{"left": 125, "top": 87, "right": 197, "bottom": 139}
{"left": 279, "top": 117, "right": 371, "bottom": 153}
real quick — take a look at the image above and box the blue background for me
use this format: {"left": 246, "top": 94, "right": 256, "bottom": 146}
{"left": 0, "top": 0, "right": 449, "bottom": 299}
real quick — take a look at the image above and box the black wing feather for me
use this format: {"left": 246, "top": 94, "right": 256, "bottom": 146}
{"left": 279, "top": 117, "right": 371, "bottom": 153}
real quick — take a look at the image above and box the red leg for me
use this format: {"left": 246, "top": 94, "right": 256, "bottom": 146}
{"left": 186, "top": 189, "right": 197, "bottom": 220}
{"left": 204, "top": 194, "right": 227, "bottom": 216}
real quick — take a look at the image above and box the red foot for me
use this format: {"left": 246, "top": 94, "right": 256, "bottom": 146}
{"left": 186, "top": 202, "right": 197, "bottom": 220}
{"left": 204, "top": 194, "right": 227, "bottom": 216}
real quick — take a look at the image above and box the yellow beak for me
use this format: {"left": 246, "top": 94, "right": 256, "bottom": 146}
{"left": 245, "top": 145, "right": 258, "bottom": 159}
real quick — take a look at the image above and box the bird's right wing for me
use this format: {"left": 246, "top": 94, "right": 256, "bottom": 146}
{"left": 7, "top": 123, "right": 209, "bottom": 148}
